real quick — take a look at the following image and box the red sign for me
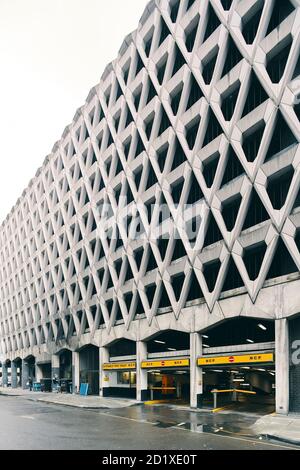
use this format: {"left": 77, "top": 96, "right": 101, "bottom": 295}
{"left": 229, "top": 356, "right": 235, "bottom": 363}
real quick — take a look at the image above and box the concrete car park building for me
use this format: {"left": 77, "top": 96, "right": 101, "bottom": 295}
{"left": 1, "top": 0, "right": 300, "bottom": 413}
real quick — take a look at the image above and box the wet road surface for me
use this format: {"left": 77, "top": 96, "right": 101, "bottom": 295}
{"left": 0, "top": 395, "right": 298, "bottom": 450}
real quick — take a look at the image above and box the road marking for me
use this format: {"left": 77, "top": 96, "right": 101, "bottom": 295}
{"left": 97, "top": 412, "right": 152, "bottom": 425}
{"left": 144, "top": 400, "right": 173, "bottom": 405}
{"left": 20, "top": 415, "right": 35, "bottom": 420}
{"left": 212, "top": 406, "right": 232, "bottom": 413}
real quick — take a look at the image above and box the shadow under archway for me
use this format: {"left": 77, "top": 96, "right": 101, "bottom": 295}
{"left": 79, "top": 344, "right": 99, "bottom": 395}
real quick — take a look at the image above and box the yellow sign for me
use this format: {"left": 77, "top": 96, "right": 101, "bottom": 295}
{"left": 102, "top": 362, "right": 136, "bottom": 370}
{"left": 141, "top": 358, "right": 190, "bottom": 369}
{"left": 198, "top": 353, "right": 274, "bottom": 366}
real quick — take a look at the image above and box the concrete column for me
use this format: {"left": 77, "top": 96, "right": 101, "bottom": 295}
{"left": 11, "top": 361, "right": 18, "bottom": 389}
{"left": 98, "top": 346, "right": 102, "bottom": 396}
{"left": 72, "top": 351, "right": 80, "bottom": 394}
{"left": 275, "top": 318, "right": 289, "bottom": 415}
{"left": 136, "top": 341, "right": 148, "bottom": 401}
{"left": 51, "top": 354, "right": 60, "bottom": 380}
{"left": 22, "top": 359, "right": 29, "bottom": 389}
{"left": 35, "top": 364, "right": 43, "bottom": 382}
{"left": 99, "top": 346, "right": 110, "bottom": 397}
{"left": 190, "top": 332, "right": 203, "bottom": 408}
{"left": 2, "top": 363, "right": 8, "bottom": 386}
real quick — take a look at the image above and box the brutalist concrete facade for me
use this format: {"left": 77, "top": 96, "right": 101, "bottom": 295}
{"left": 1, "top": 0, "right": 300, "bottom": 413}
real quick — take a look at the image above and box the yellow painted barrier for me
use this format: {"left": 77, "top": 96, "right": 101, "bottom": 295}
{"left": 212, "top": 405, "right": 234, "bottom": 413}
{"left": 234, "top": 389, "right": 256, "bottom": 395}
{"left": 145, "top": 400, "right": 166, "bottom": 405}
{"left": 211, "top": 388, "right": 256, "bottom": 395}
{"left": 211, "top": 388, "right": 256, "bottom": 409}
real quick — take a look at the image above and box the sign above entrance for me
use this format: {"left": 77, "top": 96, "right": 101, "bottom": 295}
{"left": 102, "top": 362, "right": 136, "bottom": 371}
{"left": 141, "top": 358, "right": 190, "bottom": 369}
{"left": 198, "top": 353, "right": 274, "bottom": 367}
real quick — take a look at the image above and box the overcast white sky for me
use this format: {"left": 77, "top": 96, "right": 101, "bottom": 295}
{"left": 0, "top": 0, "right": 149, "bottom": 223}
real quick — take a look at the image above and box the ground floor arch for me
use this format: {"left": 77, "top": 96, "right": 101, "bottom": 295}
{"left": 22, "top": 355, "right": 36, "bottom": 389}
{"left": 51, "top": 349, "right": 73, "bottom": 393}
{"left": 101, "top": 338, "right": 137, "bottom": 398}
{"left": 198, "top": 317, "right": 276, "bottom": 413}
{"left": 35, "top": 361, "right": 52, "bottom": 391}
{"left": 79, "top": 344, "right": 99, "bottom": 395}
{"left": 140, "top": 329, "right": 191, "bottom": 404}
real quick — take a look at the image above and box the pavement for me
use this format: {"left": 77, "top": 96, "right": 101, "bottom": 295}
{"left": 0, "top": 387, "right": 140, "bottom": 409}
{"left": 172, "top": 402, "right": 300, "bottom": 446}
{"left": 1, "top": 387, "right": 300, "bottom": 446}
{"left": 252, "top": 414, "right": 300, "bottom": 445}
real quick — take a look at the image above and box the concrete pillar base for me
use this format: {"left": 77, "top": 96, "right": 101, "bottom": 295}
{"left": 1, "top": 364, "right": 8, "bottom": 387}
{"left": 99, "top": 347, "right": 110, "bottom": 397}
{"left": 35, "top": 364, "right": 43, "bottom": 383}
{"left": 72, "top": 352, "right": 80, "bottom": 394}
{"left": 22, "top": 360, "right": 29, "bottom": 389}
{"left": 190, "top": 332, "right": 203, "bottom": 408}
{"left": 51, "top": 354, "right": 60, "bottom": 392}
{"left": 11, "top": 362, "right": 18, "bottom": 389}
{"left": 136, "top": 341, "right": 147, "bottom": 401}
{"left": 275, "top": 318, "right": 289, "bottom": 415}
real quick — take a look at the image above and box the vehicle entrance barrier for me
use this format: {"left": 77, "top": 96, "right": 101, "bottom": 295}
{"left": 211, "top": 388, "right": 256, "bottom": 409}
{"left": 149, "top": 386, "right": 176, "bottom": 401}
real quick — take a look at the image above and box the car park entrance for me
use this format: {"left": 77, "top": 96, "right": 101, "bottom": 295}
{"left": 199, "top": 353, "right": 275, "bottom": 412}
{"left": 144, "top": 330, "right": 191, "bottom": 404}
{"left": 198, "top": 318, "right": 276, "bottom": 412}
{"left": 143, "top": 359, "right": 190, "bottom": 403}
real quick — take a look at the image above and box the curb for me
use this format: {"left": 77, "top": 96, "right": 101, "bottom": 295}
{"left": 0, "top": 392, "right": 25, "bottom": 397}
{"left": 260, "top": 433, "right": 300, "bottom": 447}
{"left": 34, "top": 398, "right": 110, "bottom": 410}
{"left": 33, "top": 398, "right": 143, "bottom": 410}
{"left": 31, "top": 397, "right": 143, "bottom": 410}
{"left": 1, "top": 391, "right": 143, "bottom": 410}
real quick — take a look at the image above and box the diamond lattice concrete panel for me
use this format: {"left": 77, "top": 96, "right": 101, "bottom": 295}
{"left": 1, "top": 0, "right": 300, "bottom": 356}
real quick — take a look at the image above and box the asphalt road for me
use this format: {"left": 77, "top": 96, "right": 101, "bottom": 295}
{"left": 0, "top": 395, "right": 297, "bottom": 450}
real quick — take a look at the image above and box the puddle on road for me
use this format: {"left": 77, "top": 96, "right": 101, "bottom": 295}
{"left": 174, "top": 421, "right": 260, "bottom": 439}
{"left": 154, "top": 421, "right": 178, "bottom": 429}
{"left": 152, "top": 418, "right": 259, "bottom": 439}
{"left": 111, "top": 405, "right": 270, "bottom": 442}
